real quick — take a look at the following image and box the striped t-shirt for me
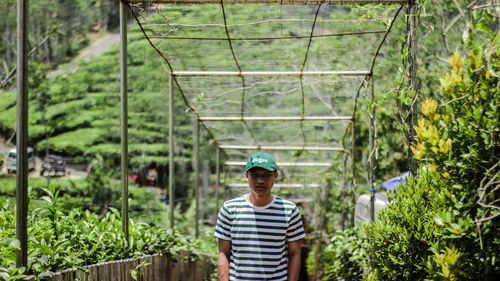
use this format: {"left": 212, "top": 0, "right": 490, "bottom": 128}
{"left": 214, "top": 195, "right": 305, "bottom": 281}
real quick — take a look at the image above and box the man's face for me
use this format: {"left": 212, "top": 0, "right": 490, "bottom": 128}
{"left": 245, "top": 167, "right": 278, "bottom": 197}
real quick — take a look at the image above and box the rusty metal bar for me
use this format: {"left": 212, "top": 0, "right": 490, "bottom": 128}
{"left": 149, "top": 30, "right": 386, "bottom": 40}
{"left": 127, "top": 0, "right": 409, "bottom": 4}
{"left": 199, "top": 116, "right": 352, "bottom": 121}
{"left": 350, "top": 118, "right": 356, "bottom": 228}
{"left": 214, "top": 147, "right": 221, "bottom": 223}
{"left": 225, "top": 161, "right": 332, "bottom": 167}
{"left": 172, "top": 70, "right": 371, "bottom": 77}
{"left": 369, "top": 74, "right": 375, "bottom": 222}
{"left": 409, "top": 0, "right": 418, "bottom": 175}
{"left": 120, "top": 0, "right": 130, "bottom": 243}
{"left": 341, "top": 151, "right": 347, "bottom": 230}
{"left": 227, "top": 183, "right": 323, "bottom": 188}
{"left": 219, "top": 144, "right": 344, "bottom": 151}
{"left": 16, "top": 0, "right": 29, "bottom": 268}
{"left": 194, "top": 119, "right": 200, "bottom": 238}
{"left": 169, "top": 73, "right": 175, "bottom": 229}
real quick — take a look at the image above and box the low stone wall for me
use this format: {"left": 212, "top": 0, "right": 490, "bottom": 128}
{"left": 25, "top": 251, "right": 214, "bottom": 281}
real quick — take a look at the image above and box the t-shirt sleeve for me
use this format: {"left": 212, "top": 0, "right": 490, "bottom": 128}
{"left": 214, "top": 204, "right": 232, "bottom": 241}
{"left": 287, "top": 205, "right": 305, "bottom": 242}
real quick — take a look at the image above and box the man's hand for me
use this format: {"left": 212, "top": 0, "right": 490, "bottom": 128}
{"left": 287, "top": 239, "right": 302, "bottom": 281}
{"left": 218, "top": 238, "right": 231, "bottom": 281}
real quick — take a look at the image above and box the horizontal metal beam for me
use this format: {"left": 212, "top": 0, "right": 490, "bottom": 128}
{"left": 172, "top": 70, "right": 371, "bottom": 77}
{"left": 149, "top": 30, "right": 386, "bottom": 41}
{"left": 226, "top": 161, "right": 332, "bottom": 167}
{"left": 127, "top": 0, "right": 408, "bottom": 5}
{"left": 219, "top": 144, "right": 344, "bottom": 151}
{"left": 199, "top": 116, "right": 353, "bottom": 121}
{"left": 227, "top": 183, "right": 323, "bottom": 188}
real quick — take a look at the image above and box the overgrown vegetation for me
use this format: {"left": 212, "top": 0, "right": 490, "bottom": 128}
{"left": 1, "top": 0, "right": 498, "bottom": 279}
{"left": 1, "top": 0, "right": 121, "bottom": 87}
{"left": 0, "top": 186, "right": 215, "bottom": 280}
{"left": 321, "top": 225, "right": 369, "bottom": 281}
{"left": 321, "top": 4, "right": 499, "bottom": 279}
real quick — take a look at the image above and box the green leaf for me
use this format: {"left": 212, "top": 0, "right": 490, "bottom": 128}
{"left": 475, "top": 18, "right": 491, "bottom": 34}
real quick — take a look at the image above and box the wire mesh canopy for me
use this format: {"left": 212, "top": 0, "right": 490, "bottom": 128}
{"left": 124, "top": 1, "right": 405, "bottom": 185}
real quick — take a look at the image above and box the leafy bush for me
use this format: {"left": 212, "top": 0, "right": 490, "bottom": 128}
{"left": 365, "top": 170, "right": 445, "bottom": 280}
{"left": 365, "top": 23, "right": 499, "bottom": 280}
{"left": 0, "top": 186, "right": 215, "bottom": 280}
{"left": 322, "top": 225, "right": 369, "bottom": 281}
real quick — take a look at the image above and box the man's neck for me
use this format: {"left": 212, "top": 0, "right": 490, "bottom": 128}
{"left": 246, "top": 193, "right": 273, "bottom": 207}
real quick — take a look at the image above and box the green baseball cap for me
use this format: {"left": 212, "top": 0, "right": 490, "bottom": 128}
{"left": 245, "top": 152, "right": 277, "bottom": 172}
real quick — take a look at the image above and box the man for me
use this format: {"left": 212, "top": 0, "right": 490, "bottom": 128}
{"left": 215, "top": 152, "right": 305, "bottom": 281}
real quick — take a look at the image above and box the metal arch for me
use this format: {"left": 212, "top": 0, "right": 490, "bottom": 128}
{"left": 119, "top": 0, "right": 418, "bottom": 233}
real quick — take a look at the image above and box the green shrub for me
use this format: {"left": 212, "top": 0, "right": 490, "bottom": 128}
{"left": 322, "top": 225, "right": 369, "bottom": 281}
{"left": 365, "top": 170, "right": 445, "bottom": 280}
{"left": 365, "top": 25, "right": 499, "bottom": 280}
{"left": 0, "top": 186, "right": 215, "bottom": 280}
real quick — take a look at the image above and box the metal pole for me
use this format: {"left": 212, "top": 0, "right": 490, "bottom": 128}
{"left": 225, "top": 161, "right": 332, "bottom": 167}
{"left": 350, "top": 119, "right": 356, "bottom": 228}
{"left": 313, "top": 185, "right": 322, "bottom": 281}
{"left": 321, "top": 179, "right": 331, "bottom": 233}
{"left": 172, "top": 70, "right": 371, "bottom": 77}
{"left": 409, "top": 0, "right": 418, "bottom": 175}
{"left": 127, "top": 0, "right": 409, "bottom": 5}
{"left": 16, "top": 0, "right": 29, "bottom": 268}
{"left": 194, "top": 119, "right": 200, "bottom": 238}
{"left": 169, "top": 73, "right": 175, "bottom": 229}
{"left": 219, "top": 145, "right": 344, "bottom": 151}
{"left": 223, "top": 162, "right": 229, "bottom": 199}
{"left": 198, "top": 116, "right": 352, "bottom": 122}
{"left": 341, "top": 152, "right": 347, "bottom": 230}
{"left": 227, "top": 183, "right": 323, "bottom": 188}
{"left": 214, "top": 147, "right": 221, "bottom": 222}
{"left": 369, "top": 75, "right": 375, "bottom": 222}
{"left": 119, "top": 0, "right": 129, "bottom": 242}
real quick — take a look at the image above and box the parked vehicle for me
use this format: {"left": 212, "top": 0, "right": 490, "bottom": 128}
{"left": 6, "top": 147, "right": 36, "bottom": 174}
{"left": 0, "top": 154, "right": 5, "bottom": 171}
{"left": 40, "top": 155, "right": 66, "bottom": 176}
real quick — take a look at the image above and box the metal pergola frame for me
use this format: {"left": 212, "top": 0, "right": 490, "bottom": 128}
{"left": 15, "top": 0, "right": 417, "bottom": 266}
{"left": 172, "top": 69, "right": 356, "bottom": 237}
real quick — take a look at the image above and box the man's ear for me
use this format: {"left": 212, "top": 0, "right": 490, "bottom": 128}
{"left": 245, "top": 172, "right": 249, "bottom": 180}
{"left": 274, "top": 171, "right": 278, "bottom": 179}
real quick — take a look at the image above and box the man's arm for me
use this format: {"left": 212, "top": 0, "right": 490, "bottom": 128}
{"left": 218, "top": 238, "right": 231, "bottom": 281}
{"left": 287, "top": 239, "right": 302, "bottom": 281}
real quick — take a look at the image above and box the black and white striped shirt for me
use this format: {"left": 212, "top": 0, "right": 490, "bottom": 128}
{"left": 215, "top": 195, "right": 305, "bottom": 281}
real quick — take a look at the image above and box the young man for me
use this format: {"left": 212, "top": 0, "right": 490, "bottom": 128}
{"left": 215, "top": 152, "right": 305, "bottom": 281}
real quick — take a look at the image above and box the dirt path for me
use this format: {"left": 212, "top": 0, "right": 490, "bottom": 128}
{"left": 48, "top": 30, "right": 120, "bottom": 78}
{"left": 2, "top": 27, "right": 125, "bottom": 178}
